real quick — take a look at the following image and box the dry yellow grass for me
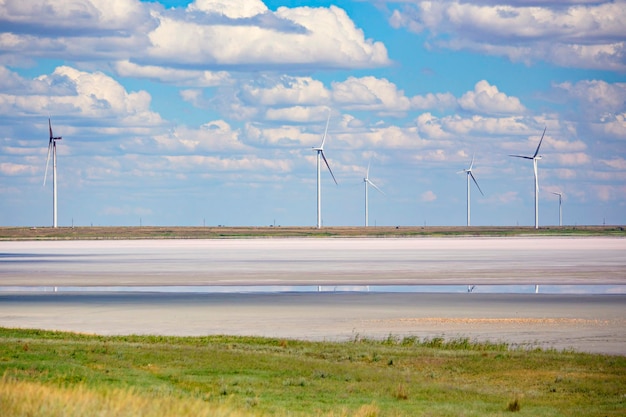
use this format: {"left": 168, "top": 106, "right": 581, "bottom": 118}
{"left": 0, "top": 376, "right": 382, "bottom": 417}
{"left": 0, "top": 377, "right": 242, "bottom": 417}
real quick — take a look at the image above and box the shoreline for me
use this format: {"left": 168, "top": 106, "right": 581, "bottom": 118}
{"left": 2, "top": 292, "right": 624, "bottom": 355}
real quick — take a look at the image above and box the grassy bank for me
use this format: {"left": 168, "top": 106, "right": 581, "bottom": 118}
{"left": 1, "top": 225, "right": 625, "bottom": 240}
{"left": 1, "top": 328, "right": 624, "bottom": 416}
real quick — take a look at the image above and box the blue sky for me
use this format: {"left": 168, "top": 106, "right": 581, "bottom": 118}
{"left": 1, "top": 0, "right": 625, "bottom": 227}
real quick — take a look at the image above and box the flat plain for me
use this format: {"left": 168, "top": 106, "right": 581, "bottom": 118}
{"left": 1, "top": 229, "right": 624, "bottom": 355}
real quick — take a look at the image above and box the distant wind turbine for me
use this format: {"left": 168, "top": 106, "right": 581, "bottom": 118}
{"left": 312, "top": 111, "right": 337, "bottom": 229}
{"left": 43, "top": 118, "right": 63, "bottom": 228}
{"left": 551, "top": 191, "right": 563, "bottom": 226}
{"left": 458, "top": 154, "right": 484, "bottom": 227}
{"left": 509, "top": 127, "right": 546, "bottom": 229}
{"left": 363, "top": 161, "right": 384, "bottom": 227}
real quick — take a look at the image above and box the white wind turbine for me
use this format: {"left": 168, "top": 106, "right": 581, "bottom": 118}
{"left": 551, "top": 191, "right": 563, "bottom": 226}
{"left": 363, "top": 161, "right": 384, "bottom": 227}
{"left": 458, "top": 154, "right": 484, "bottom": 227}
{"left": 509, "top": 127, "right": 546, "bottom": 229}
{"left": 312, "top": 112, "right": 337, "bottom": 228}
{"left": 43, "top": 118, "right": 63, "bottom": 228}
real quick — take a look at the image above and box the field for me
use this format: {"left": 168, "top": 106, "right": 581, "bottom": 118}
{"left": 2, "top": 227, "right": 624, "bottom": 415}
{"left": 1, "top": 225, "right": 625, "bottom": 240}
{"left": 1, "top": 328, "right": 625, "bottom": 416}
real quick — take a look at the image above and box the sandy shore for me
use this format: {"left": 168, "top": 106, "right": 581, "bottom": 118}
{"left": 1, "top": 292, "right": 624, "bottom": 355}
{"left": 2, "top": 237, "right": 624, "bottom": 355}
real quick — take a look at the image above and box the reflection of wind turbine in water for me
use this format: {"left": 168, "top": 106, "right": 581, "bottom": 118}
{"left": 43, "top": 118, "right": 63, "bottom": 228}
{"left": 510, "top": 127, "right": 546, "bottom": 229}
{"left": 312, "top": 111, "right": 337, "bottom": 229}
{"left": 551, "top": 192, "right": 563, "bottom": 226}
{"left": 363, "top": 161, "right": 384, "bottom": 227}
{"left": 458, "top": 154, "right": 484, "bottom": 227}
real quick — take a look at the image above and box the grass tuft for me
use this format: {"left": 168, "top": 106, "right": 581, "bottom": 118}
{"left": 507, "top": 396, "right": 522, "bottom": 412}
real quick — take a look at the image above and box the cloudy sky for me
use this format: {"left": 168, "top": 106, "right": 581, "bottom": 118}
{"left": 1, "top": 0, "right": 625, "bottom": 227}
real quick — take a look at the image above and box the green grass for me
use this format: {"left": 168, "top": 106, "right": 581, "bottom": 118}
{"left": 1, "top": 225, "right": 625, "bottom": 240}
{"left": 1, "top": 328, "right": 624, "bottom": 416}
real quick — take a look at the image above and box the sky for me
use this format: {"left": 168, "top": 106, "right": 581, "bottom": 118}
{"left": 1, "top": 0, "right": 625, "bottom": 228}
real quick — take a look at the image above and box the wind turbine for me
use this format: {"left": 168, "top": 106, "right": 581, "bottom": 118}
{"left": 509, "top": 127, "right": 546, "bottom": 229}
{"left": 312, "top": 112, "right": 337, "bottom": 229}
{"left": 43, "top": 118, "right": 63, "bottom": 228}
{"left": 551, "top": 191, "right": 563, "bottom": 226}
{"left": 363, "top": 161, "right": 384, "bottom": 227}
{"left": 458, "top": 154, "right": 484, "bottom": 227}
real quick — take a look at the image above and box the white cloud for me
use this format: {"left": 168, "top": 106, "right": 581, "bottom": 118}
{"left": 152, "top": 120, "right": 247, "bottom": 153}
{"left": 187, "top": 0, "right": 268, "bottom": 19}
{"left": 0, "top": 162, "right": 37, "bottom": 176}
{"left": 164, "top": 155, "right": 292, "bottom": 173}
{"left": 411, "top": 92, "right": 456, "bottom": 111}
{"left": 115, "top": 60, "right": 230, "bottom": 87}
{"left": 390, "top": 1, "right": 626, "bottom": 71}
{"left": 0, "top": 66, "right": 161, "bottom": 126}
{"left": 240, "top": 76, "right": 329, "bottom": 107}
{"left": 0, "top": 1, "right": 390, "bottom": 74}
{"left": 331, "top": 76, "right": 411, "bottom": 112}
{"left": 553, "top": 152, "right": 591, "bottom": 166}
{"left": 0, "top": 0, "right": 152, "bottom": 33}
{"left": 601, "top": 158, "right": 626, "bottom": 170}
{"left": 146, "top": 4, "right": 389, "bottom": 70}
{"left": 553, "top": 80, "right": 626, "bottom": 118}
{"left": 421, "top": 190, "right": 437, "bottom": 202}
{"left": 458, "top": 80, "right": 525, "bottom": 115}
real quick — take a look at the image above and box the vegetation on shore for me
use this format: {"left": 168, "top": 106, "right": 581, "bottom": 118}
{"left": 1, "top": 225, "right": 624, "bottom": 240}
{"left": 1, "top": 328, "right": 624, "bottom": 416}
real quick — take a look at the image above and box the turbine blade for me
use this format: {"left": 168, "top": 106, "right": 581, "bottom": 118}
{"left": 469, "top": 153, "right": 475, "bottom": 170}
{"left": 43, "top": 141, "right": 52, "bottom": 186}
{"left": 320, "top": 150, "right": 338, "bottom": 185}
{"left": 49, "top": 118, "right": 53, "bottom": 140}
{"left": 509, "top": 154, "right": 533, "bottom": 160}
{"left": 469, "top": 172, "right": 484, "bottom": 196}
{"left": 366, "top": 160, "right": 371, "bottom": 179}
{"left": 367, "top": 179, "right": 385, "bottom": 195}
{"left": 320, "top": 110, "right": 331, "bottom": 149}
{"left": 533, "top": 127, "right": 546, "bottom": 158}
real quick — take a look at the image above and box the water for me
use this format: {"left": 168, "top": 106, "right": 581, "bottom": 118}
{"left": 1, "top": 284, "right": 624, "bottom": 294}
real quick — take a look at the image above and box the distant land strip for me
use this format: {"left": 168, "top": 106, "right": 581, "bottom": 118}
{"left": 1, "top": 225, "right": 625, "bottom": 240}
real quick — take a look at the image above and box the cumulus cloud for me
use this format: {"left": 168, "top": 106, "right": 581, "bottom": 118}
{"left": 0, "top": 0, "right": 152, "bottom": 34}
{"left": 331, "top": 76, "right": 412, "bottom": 113}
{"left": 553, "top": 80, "right": 626, "bottom": 118}
{"left": 222, "top": 75, "right": 507, "bottom": 122}
{"left": 0, "top": 162, "right": 37, "bottom": 176}
{"left": 115, "top": 60, "right": 231, "bottom": 87}
{"left": 458, "top": 80, "right": 525, "bottom": 115}
{"left": 389, "top": 1, "right": 626, "bottom": 71}
{"left": 187, "top": 0, "right": 268, "bottom": 19}
{"left": 421, "top": 190, "right": 437, "bottom": 202}
{"left": 0, "top": 1, "right": 390, "bottom": 73}
{"left": 601, "top": 157, "right": 626, "bottom": 170}
{"left": 0, "top": 66, "right": 161, "bottom": 126}
{"left": 152, "top": 120, "right": 248, "bottom": 153}
{"left": 240, "top": 76, "right": 329, "bottom": 107}
{"left": 147, "top": 4, "right": 389, "bottom": 70}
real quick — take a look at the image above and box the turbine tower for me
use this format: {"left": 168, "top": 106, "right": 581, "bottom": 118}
{"left": 551, "top": 191, "right": 563, "bottom": 226}
{"left": 510, "top": 127, "right": 546, "bottom": 229}
{"left": 312, "top": 112, "right": 337, "bottom": 228}
{"left": 458, "top": 154, "right": 484, "bottom": 227}
{"left": 363, "top": 161, "right": 384, "bottom": 227}
{"left": 43, "top": 118, "right": 62, "bottom": 228}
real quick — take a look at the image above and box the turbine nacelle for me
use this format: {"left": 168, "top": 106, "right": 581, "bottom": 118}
{"left": 509, "top": 127, "right": 546, "bottom": 229}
